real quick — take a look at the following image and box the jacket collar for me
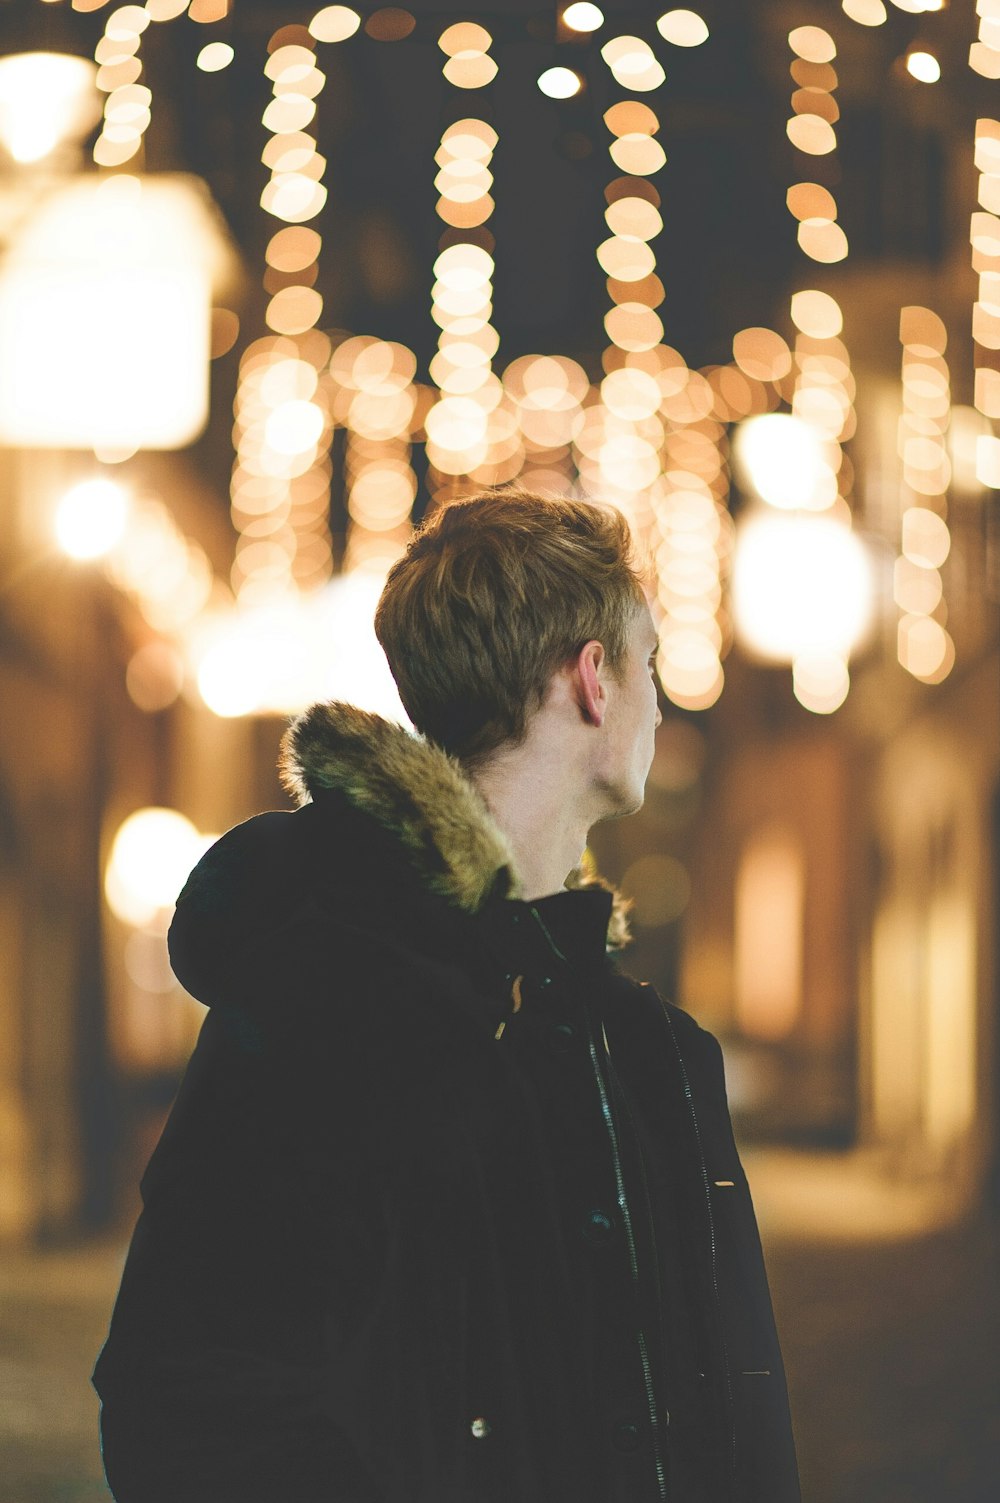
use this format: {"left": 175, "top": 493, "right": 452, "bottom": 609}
{"left": 279, "top": 701, "right": 632, "bottom": 951}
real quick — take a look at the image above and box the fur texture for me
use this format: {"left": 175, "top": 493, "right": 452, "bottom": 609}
{"left": 279, "top": 702, "right": 632, "bottom": 949}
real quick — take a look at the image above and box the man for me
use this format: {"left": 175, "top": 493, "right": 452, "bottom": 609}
{"left": 93, "top": 492, "right": 801, "bottom": 1503}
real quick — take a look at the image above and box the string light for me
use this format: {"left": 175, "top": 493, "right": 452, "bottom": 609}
{"left": 538, "top": 66, "right": 583, "bottom": 99}
{"left": 896, "top": 307, "right": 955, "bottom": 683}
{"left": 197, "top": 43, "right": 234, "bottom": 73}
{"left": 596, "top": 35, "right": 726, "bottom": 710}
{"left": 601, "top": 35, "right": 665, "bottom": 92}
{"left": 786, "top": 30, "right": 848, "bottom": 265}
{"left": 223, "top": 13, "right": 365, "bottom": 605}
{"left": 91, "top": 4, "right": 158, "bottom": 167}
{"left": 905, "top": 50, "right": 941, "bottom": 83}
{"left": 970, "top": 0, "right": 1000, "bottom": 79}
{"left": 563, "top": 4, "right": 604, "bottom": 33}
{"left": 841, "top": 0, "right": 888, "bottom": 25}
{"left": 53, "top": 0, "right": 969, "bottom": 724}
{"left": 327, "top": 334, "right": 420, "bottom": 572}
{"left": 656, "top": 10, "right": 709, "bottom": 47}
{"left": 438, "top": 22, "right": 497, "bottom": 89}
{"left": 426, "top": 101, "right": 504, "bottom": 501}
{"left": 970, "top": 116, "right": 1000, "bottom": 517}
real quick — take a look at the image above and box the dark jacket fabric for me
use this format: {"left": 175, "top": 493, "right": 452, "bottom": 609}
{"left": 93, "top": 703, "right": 801, "bottom": 1503}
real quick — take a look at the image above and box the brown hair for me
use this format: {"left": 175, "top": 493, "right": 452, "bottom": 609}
{"left": 373, "top": 490, "right": 647, "bottom": 763}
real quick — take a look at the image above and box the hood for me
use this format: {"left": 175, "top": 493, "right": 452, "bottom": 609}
{"left": 278, "top": 702, "right": 632, "bottom": 948}
{"left": 169, "top": 702, "right": 631, "bottom": 1009}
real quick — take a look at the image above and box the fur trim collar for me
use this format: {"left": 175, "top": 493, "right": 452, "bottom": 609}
{"left": 279, "top": 702, "right": 631, "bottom": 950}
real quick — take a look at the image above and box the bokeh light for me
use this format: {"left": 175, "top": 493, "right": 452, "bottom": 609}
{"left": 538, "top": 67, "right": 583, "bottom": 99}
{"left": 789, "top": 26, "right": 836, "bottom": 64}
{"left": 308, "top": 6, "right": 361, "bottom": 43}
{"left": 731, "top": 512, "right": 875, "bottom": 662}
{"left": 105, "top": 808, "right": 212, "bottom": 928}
{"left": 842, "top": 0, "right": 887, "bottom": 23}
{"left": 126, "top": 641, "right": 186, "bottom": 712}
{"left": 656, "top": 10, "right": 709, "bottom": 47}
{"left": 55, "top": 478, "right": 129, "bottom": 560}
{"left": 601, "top": 35, "right": 666, "bottom": 92}
{"left": 197, "top": 42, "right": 234, "bottom": 72}
{"left": 0, "top": 51, "right": 101, "bottom": 164}
{"left": 790, "top": 288, "right": 844, "bottom": 338}
{"left": 906, "top": 50, "right": 940, "bottom": 83}
{"left": 563, "top": 3, "right": 604, "bottom": 32}
{"left": 733, "top": 414, "right": 833, "bottom": 511}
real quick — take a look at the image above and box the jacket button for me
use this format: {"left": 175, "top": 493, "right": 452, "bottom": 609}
{"left": 611, "top": 1418, "right": 642, "bottom": 1452}
{"left": 549, "top": 1022, "right": 575, "bottom": 1053}
{"left": 470, "top": 1416, "right": 491, "bottom": 1439}
{"left": 582, "top": 1208, "right": 615, "bottom": 1243}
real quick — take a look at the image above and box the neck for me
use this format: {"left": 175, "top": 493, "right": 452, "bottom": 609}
{"left": 469, "top": 740, "right": 597, "bottom": 903}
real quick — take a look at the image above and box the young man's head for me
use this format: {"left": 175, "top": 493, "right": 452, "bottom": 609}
{"left": 374, "top": 490, "right": 657, "bottom": 783}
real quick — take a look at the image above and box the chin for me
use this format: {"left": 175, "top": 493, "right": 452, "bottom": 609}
{"left": 605, "top": 783, "right": 645, "bottom": 820}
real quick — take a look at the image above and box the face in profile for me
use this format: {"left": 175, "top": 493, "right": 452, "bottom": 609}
{"left": 598, "top": 605, "right": 662, "bottom": 818}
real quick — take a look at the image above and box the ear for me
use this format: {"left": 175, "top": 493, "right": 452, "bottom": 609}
{"left": 575, "top": 640, "right": 607, "bottom": 727}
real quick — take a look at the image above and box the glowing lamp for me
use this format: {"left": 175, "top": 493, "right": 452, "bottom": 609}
{"left": 538, "top": 67, "right": 583, "bottom": 99}
{"left": 731, "top": 512, "right": 875, "bottom": 664}
{"left": 0, "top": 52, "right": 100, "bottom": 165}
{"left": 55, "top": 477, "right": 129, "bottom": 559}
{"left": 905, "top": 50, "right": 940, "bottom": 83}
{"left": 0, "top": 173, "right": 233, "bottom": 449}
{"left": 563, "top": 4, "right": 604, "bottom": 31}
{"left": 733, "top": 413, "right": 833, "bottom": 511}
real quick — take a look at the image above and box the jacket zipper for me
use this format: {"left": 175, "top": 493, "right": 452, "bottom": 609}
{"left": 527, "top": 909, "right": 668, "bottom": 1503}
{"left": 585, "top": 1021, "right": 668, "bottom": 1502}
{"left": 658, "top": 998, "right": 737, "bottom": 1491}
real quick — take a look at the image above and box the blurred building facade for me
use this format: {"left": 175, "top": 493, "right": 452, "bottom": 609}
{"left": 0, "top": 0, "right": 997, "bottom": 1252}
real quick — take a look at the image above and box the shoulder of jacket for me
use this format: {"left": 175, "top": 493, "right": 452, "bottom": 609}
{"left": 620, "top": 979, "right": 724, "bottom": 1065}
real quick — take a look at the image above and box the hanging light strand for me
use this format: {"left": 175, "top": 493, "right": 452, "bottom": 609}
{"left": 594, "top": 39, "right": 725, "bottom": 710}
{"left": 896, "top": 307, "right": 955, "bottom": 684}
{"left": 970, "top": 118, "right": 1000, "bottom": 499}
{"left": 424, "top": 24, "right": 502, "bottom": 505}
{"left": 970, "top": 0, "right": 1000, "bottom": 80}
{"left": 783, "top": 24, "right": 861, "bottom": 713}
{"left": 326, "top": 333, "right": 420, "bottom": 575}
{"left": 91, "top": 2, "right": 168, "bottom": 167}
{"left": 226, "top": 15, "right": 352, "bottom": 603}
{"left": 786, "top": 26, "right": 847, "bottom": 263}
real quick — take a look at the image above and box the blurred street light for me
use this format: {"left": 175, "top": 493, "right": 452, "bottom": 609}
{"left": 562, "top": 3, "right": 604, "bottom": 31}
{"left": 105, "top": 807, "right": 213, "bottom": 928}
{"left": 54, "top": 477, "right": 129, "bottom": 560}
{"left": 538, "top": 66, "right": 583, "bottom": 99}
{"left": 733, "top": 412, "right": 834, "bottom": 511}
{"left": 656, "top": 10, "right": 710, "bottom": 47}
{"left": 0, "top": 52, "right": 100, "bottom": 164}
{"left": 906, "top": 49, "right": 941, "bottom": 83}
{"left": 0, "top": 173, "right": 233, "bottom": 449}
{"left": 731, "top": 511, "right": 875, "bottom": 664}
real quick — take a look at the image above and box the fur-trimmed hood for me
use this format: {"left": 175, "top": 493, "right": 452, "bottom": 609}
{"left": 278, "top": 701, "right": 631, "bottom": 950}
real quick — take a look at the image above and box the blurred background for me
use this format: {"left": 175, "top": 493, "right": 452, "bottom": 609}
{"left": 0, "top": 0, "right": 998, "bottom": 1499}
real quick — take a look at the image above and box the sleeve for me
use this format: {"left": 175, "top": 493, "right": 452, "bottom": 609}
{"left": 697, "top": 1027, "right": 802, "bottom": 1503}
{"left": 92, "top": 973, "right": 393, "bottom": 1503}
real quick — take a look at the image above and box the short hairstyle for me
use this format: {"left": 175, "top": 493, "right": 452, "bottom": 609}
{"left": 374, "top": 490, "right": 647, "bottom": 763}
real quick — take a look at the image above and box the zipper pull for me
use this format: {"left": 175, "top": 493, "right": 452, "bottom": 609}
{"left": 494, "top": 974, "right": 524, "bottom": 1040}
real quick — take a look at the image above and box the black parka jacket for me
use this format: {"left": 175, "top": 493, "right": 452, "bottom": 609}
{"left": 93, "top": 703, "right": 801, "bottom": 1503}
